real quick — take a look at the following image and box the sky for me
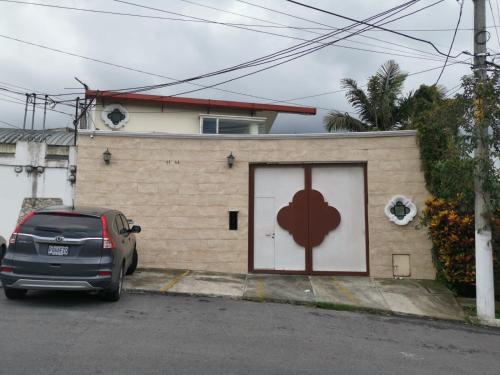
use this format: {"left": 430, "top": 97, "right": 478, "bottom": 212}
{"left": 0, "top": 0, "right": 499, "bottom": 133}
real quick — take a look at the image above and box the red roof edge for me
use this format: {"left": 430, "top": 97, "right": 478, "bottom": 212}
{"left": 85, "top": 90, "right": 316, "bottom": 115}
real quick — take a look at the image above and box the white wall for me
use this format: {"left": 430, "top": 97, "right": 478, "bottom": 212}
{"left": 0, "top": 141, "right": 75, "bottom": 241}
{"left": 91, "top": 101, "right": 277, "bottom": 134}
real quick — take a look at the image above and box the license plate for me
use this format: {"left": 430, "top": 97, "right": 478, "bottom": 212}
{"left": 48, "top": 245, "right": 69, "bottom": 256}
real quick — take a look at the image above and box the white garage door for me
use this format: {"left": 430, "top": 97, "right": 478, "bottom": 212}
{"left": 251, "top": 164, "right": 368, "bottom": 275}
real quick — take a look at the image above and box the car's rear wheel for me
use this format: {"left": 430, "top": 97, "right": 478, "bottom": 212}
{"left": 4, "top": 288, "right": 27, "bottom": 300}
{"left": 126, "top": 248, "right": 138, "bottom": 275}
{"left": 102, "top": 264, "right": 124, "bottom": 302}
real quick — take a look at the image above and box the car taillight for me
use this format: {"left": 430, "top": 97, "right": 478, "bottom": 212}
{"left": 9, "top": 211, "right": 36, "bottom": 245}
{"left": 0, "top": 266, "right": 13, "bottom": 273}
{"left": 98, "top": 271, "right": 112, "bottom": 277}
{"left": 9, "top": 233, "right": 17, "bottom": 245}
{"left": 101, "top": 215, "right": 116, "bottom": 250}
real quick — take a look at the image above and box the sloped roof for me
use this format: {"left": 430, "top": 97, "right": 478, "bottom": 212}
{"left": 0, "top": 128, "right": 75, "bottom": 146}
{"left": 86, "top": 90, "right": 317, "bottom": 115}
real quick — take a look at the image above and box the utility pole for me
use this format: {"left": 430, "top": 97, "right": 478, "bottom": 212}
{"left": 74, "top": 77, "right": 89, "bottom": 130}
{"left": 30, "top": 93, "right": 36, "bottom": 130}
{"left": 42, "top": 94, "right": 48, "bottom": 137}
{"left": 472, "top": 0, "right": 495, "bottom": 321}
{"left": 22, "top": 93, "right": 29, "bottom": 130}
{"left": 73, "top": 97, "right": 80, "bottom": 147}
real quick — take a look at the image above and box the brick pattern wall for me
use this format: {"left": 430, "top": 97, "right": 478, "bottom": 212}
{"left": 75, "top": 133, "right": 435, "bottom": 279}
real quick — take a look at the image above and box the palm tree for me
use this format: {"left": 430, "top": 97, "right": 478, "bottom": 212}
{"left": 324, "top": 60, "right": 408, "bottom": 132}
{"left": 398, "top": 84, "right": 446, "bottom": 128}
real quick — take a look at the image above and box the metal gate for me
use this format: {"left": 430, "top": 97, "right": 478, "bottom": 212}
{"left": 249, "top": 164, "right": 368, "bottom": 275}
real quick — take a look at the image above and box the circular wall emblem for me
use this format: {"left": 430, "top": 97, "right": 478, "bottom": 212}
{"left": 384, "top": 195, "right": 417, "bottom": 226}
{"left": 101, "top": 104, "right": 129, "bottom": 130}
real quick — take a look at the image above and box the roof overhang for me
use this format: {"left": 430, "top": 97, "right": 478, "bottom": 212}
{"left": 85, "top": 90, "right": 316, "bottom": 115}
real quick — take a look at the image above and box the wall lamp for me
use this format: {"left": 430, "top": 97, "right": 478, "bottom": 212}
{"left": 227, "top": 152, "right": 235, "bottom": 168}
{"left": 103, "top": 149, "right": 112, "bottom": 164}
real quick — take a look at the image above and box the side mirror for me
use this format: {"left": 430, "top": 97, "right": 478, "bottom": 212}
{"left": 130, "top": 225, "right": 141, "bottom": 233}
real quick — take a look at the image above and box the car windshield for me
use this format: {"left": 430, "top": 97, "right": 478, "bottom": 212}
{"left": 21, "top": 213, "right": 102, "bottom": 238}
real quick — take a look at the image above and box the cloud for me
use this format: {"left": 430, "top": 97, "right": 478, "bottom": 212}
{"left": 0, "top": 0, "right": 480, "bottom": 132}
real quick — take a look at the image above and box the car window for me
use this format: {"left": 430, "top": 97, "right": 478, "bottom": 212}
{"left": 22, "top": 214, "right": 102, "bottom": 238}
{"left": 114, "top": 215, "right": 125, "bottom": 234}
{"left": 119, "top": 215, "right": 129, "bottom": 231}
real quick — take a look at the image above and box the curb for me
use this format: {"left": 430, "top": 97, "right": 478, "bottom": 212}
{"left": 124, "top": 287, "right": 469, "bottom": 324}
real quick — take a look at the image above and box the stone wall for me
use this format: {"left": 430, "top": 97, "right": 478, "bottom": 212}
{"left": 18, "top": 198, "right": 63, "bottom": 223}
{"left": 75, "top": 131, "right": 435, "bottom": 279}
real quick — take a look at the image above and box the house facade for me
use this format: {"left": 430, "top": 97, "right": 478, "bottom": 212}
{"left": 85, "top": 90, "right": 316, "bottom": 134}
{"left": 74, "top": 91, "right": 434, "bottom": 279}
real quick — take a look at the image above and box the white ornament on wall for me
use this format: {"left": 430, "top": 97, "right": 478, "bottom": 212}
{"left": 101, "top": 104, "right": 129, "bottom": 130}
{"left": 384, "top": 195, "right": 417, "bottom": 226}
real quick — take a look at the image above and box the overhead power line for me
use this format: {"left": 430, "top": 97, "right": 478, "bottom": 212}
{"left": 79, "top": 1, "right": 418, "bottom": 95}
{"left": 444, "top": 82, "right": 462, "bottom": 97}
{"left": 112, "top": 0, "right": 387, "bottom": 47}
{"left": 0, "top": 118, "right": 22, "bottom": 129}
{"left": 180, "top": 0, "right": 451, "bottom": 61}
{"left": 0, "top": 95, "right": 73, "bottom": 117}
{"left": 0, "top": 1, "right": 470, "bottom": 112}
{"left": 488, "top": 0, "right": 500, "bottom": 50}
{"left": 135, "top": 2, "right": 464, "bottom": 99}
{"left": 278, "top": 58, "right": 470, "bottom": 103}
{"left": 285, "top": 0, "right": 464, "bottom": 58}
{"left": 235, "top": 0, "right": 458, "bottom": 58}
{"left": 0, "top": 0, "right": 454, "bottom": 67}
{"left": 0, "top": 33, "right": 330, "bottom": 104}
{"left": 435, "top": 0, "right": 464, "bottom": 84}
{"left": 102, "top": 0, "right": 452, "bottom": 96}
{"left": 0, "top": 79, "right": 81, "bottom": 97}
{"left": 0, "top": 0, "right": 460, "bottom": 32}
{"left": 0, "top": 58, "right": 471, "bottom": 115}
{"left": 110, "top": 0, "right": 452, "bottom": 62}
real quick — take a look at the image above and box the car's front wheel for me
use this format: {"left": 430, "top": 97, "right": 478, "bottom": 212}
{"left": 4, "top": 288, "right": 27, "bottom": 300}
{"left": 102, "top": 264, "right": 124, "bottom": 302}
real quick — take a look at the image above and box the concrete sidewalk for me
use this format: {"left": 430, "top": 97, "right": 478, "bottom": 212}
{"left": 124, "top": 269, "right": 465, "bottom": 321}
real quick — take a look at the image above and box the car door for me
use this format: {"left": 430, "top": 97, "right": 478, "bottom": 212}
{"left": 119, "top": 214, "right": 134, "bottom": 263}
{"left": 112, "top": 214, "right": 129, "bottom": 267}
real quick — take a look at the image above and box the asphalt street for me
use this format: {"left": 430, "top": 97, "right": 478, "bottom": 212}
{"left": 0, "top": 291, "right": 498, "bottom": 375}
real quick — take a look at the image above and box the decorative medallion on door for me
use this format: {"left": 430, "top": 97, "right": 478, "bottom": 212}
{"left": 277, "top": 189, "right": 341, "bottom": 247}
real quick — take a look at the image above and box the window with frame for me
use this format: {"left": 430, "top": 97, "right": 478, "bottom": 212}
{"left": 119, "top": 215, "right": 130, "bottom": 231}
{"left": 200, "top": 116, "right": 266, "bottom": 134}
{"left": 0, "top": 143, "right": 16, "bottom": 155}
{"left": 114, "top": 215, "right": 126, "bottom": 234}
{"left": 46, "top": 145, "right": 69, "bottom": 160}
